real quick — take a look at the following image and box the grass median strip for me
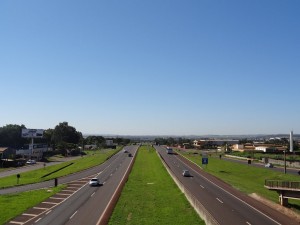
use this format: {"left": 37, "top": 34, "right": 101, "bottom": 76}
{"left": 0, "top": 148, "right": 120, "bottom": 189}
{"left": 108, "top": 146, "right": 204, "bottom": 225}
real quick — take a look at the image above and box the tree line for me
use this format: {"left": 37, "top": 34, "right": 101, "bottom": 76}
{"left": 0, "top": 122, "right": 131, "bottom": 151}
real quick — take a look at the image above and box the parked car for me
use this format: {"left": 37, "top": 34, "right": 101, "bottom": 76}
{"left": 182, "top": 170, "right": 191, "bottom": 177}
{"left": 265, "top": 163, "right": 274, "bottom": 168}
{"left": 26, "top": 159, "right": 36, "bottom": 165}
{"left": 89, "top": 178, "right": 101, "bottom": 186}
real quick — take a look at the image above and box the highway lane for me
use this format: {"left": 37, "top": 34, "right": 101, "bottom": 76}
{"left": 25, "top": 145, "right": 138, "bottom": 225}
{"left": 155, "top": 145, "right": 297, "bottom": 225}
{"left": 0, "top": 149, "right": 129, "bottom": 194}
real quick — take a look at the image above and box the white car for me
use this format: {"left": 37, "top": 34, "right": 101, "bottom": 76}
{"left": 89, "top": 178, "right": 101, "bottom": 186}
{"left": 265, "top": 163, "right": 274, "bottom": 168}
{"left": 26, "top": 159, "right": 36, "bottom": 164}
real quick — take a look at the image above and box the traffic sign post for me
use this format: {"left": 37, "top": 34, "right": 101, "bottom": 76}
{"left": 17, "top": 174, "right": 20, "bottom": 184}
{"left": 202, "top": 157, "right": 208, "bottom": 168}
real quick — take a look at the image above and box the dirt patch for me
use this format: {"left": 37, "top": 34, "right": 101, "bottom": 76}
{"left": 249, "top": 193, "right": 300, "bottom": 223}
{"left": 127, "top": 212, "right": 132, "bottom": 221}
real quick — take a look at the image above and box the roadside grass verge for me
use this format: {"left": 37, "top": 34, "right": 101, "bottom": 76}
{"left": 0, "top": 148, "right": 120, "bottom": 189}
{"left": 108, "top": 146, "right": 204, "bottom": 225}
{"left": 178, "top": 150, "right": 300, "bottom": 209}
{"left": 0, "top": 185, "right": 65, "bottom": 225}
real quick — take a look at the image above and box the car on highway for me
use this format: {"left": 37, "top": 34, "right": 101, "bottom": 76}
{"left": 26, "top": 159, "right": 36, "bottom": 165}
{"left": 265, "top": 163, "right": 274, "bottom": 168}
{"left": 89, "top": 178, "right": 101, "bottom": 186}
{"left": 128, "top": 153, "right": 132, "bottom": 157}
{"left": 182, "top": 170, "right": 190, "bottom": 177}
{"left": 123, "top": 149, "right": 128, "bottom": 153}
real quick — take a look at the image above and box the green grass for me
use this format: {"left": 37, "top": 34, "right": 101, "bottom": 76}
{"left": 0, "top": 148, "right": 120, "bottom": 188}
{"left": 0, "top": 185, "right": 65, "bottom": 225}
{"left": 229, "top": 151, "right": 300, "bottom": 161}
{"left": 178, "top": 150, "right": 300, "bottom": 209}
{"left": 108, "top": 146, "right": 204, "bottom": 225}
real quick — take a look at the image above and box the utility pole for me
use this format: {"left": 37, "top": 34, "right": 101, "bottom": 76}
{"left": 284, "top": 150, "right": 286, "bottom": 174}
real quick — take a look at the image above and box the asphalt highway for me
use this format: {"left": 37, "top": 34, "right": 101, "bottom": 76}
{"left": 155, "top": 145, "right": 297, "bottom": 225}
{"left": 0, "top": 148, "right": 134, "bottom": 195}
{"left": 26, "top": 145, "right": 138, "bottom": 225}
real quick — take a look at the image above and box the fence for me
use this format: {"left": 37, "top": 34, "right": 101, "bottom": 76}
{"left": 265, "top": 180, "right": 300, "bottom": 190}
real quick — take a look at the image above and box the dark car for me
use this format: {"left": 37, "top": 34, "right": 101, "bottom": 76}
{"left": 182, "top": 170, "right": 191, "bottom": 177}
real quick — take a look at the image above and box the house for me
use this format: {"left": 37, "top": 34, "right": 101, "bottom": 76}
{"left": 232, "top": 144, "right": 244, "bottom": 151}
{"left": 0, "top": 147, "right": 16, "bottom": 159}
{"left": 193, "top": 139, "right": 239, "bottom": 148}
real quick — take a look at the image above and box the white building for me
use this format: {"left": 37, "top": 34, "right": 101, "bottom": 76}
{"left": 232, "top": 144, "right": 244, "bottom": 151}
{"left": 106, "top": 140, "right": 114, "bottom": 146}
{"left": 16, "top": 144, "right": 48, "bottom": 159}
{"left": 255, "top": 146, "right": 275, "bottom": 153}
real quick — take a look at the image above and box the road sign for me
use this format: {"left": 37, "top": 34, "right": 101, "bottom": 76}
{"left": 202, "top": 158, "right": 208, "bottom": 165}
{"left": 21, "top": 129, "right": 44, "bottom": 138}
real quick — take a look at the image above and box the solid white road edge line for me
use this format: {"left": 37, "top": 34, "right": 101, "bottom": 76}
{"left": 35, "top": 218, "right": 42, "bottom": 223}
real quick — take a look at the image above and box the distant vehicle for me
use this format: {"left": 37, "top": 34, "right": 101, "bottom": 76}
{"left": 89, "top": 178, "right": 101, "bottom": 186}
{"left": 123, "top": 149, "right": 128, "bottom": 153}
{"left": 128, "top": 153, "right": 132, "bottom": 157}
{"left": 182, "top": 170, "right": 190, "bottom": 177}
{"left": 26, "top": 159, "right": 36, "bottom": 165}
{"left": 166, "top": 147, "right": 173, "bottom": 154}
{"left": 265, "top": 163, "right": 274, "bottom": 168}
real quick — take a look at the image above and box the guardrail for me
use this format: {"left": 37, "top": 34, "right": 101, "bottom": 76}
{"left": 265, "top": 180, "right": 300, "bottom": 190}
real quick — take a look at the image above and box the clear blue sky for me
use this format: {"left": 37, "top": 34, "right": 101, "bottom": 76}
{"left": 1, "top": 0, "right": 299, "bottom": 136}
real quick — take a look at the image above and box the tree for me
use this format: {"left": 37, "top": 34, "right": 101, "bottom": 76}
{"left": 84, "top": 136, "right": 106, "bottom": 148}
{"left": 43, "top": 128, "right": 55, "bottom": 149}
{"left": 0, "top": 124, "right": 27, "bottom": 148}
{"left": 52, "top": 122, "right": 82, "bottom": 150}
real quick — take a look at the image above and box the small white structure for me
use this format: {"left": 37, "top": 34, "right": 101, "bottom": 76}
{"left": 84, "top": 144, "right": 97, "bottom": 150}
{"left": 290, "top": 131, "right": 293, "bottom": 152}
{"left": 16, "top": 144, "right": 48, "bottom": 160}
{"left": 255, "top": 146, "right": 275, "bottom": 153}
{"left": 106, "top": 140, "right": 114, "bottom": 146}
{"left": 232, "top": 144, "right": 244, "bottom": 151}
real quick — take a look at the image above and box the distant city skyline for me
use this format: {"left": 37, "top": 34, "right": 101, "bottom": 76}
{"left": 1, "top": 1, "right": 299, "bottom": 136}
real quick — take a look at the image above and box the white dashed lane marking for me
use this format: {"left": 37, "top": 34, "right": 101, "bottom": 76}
{"left": 216, "top": 198, "right": 223, "bottom": 204}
